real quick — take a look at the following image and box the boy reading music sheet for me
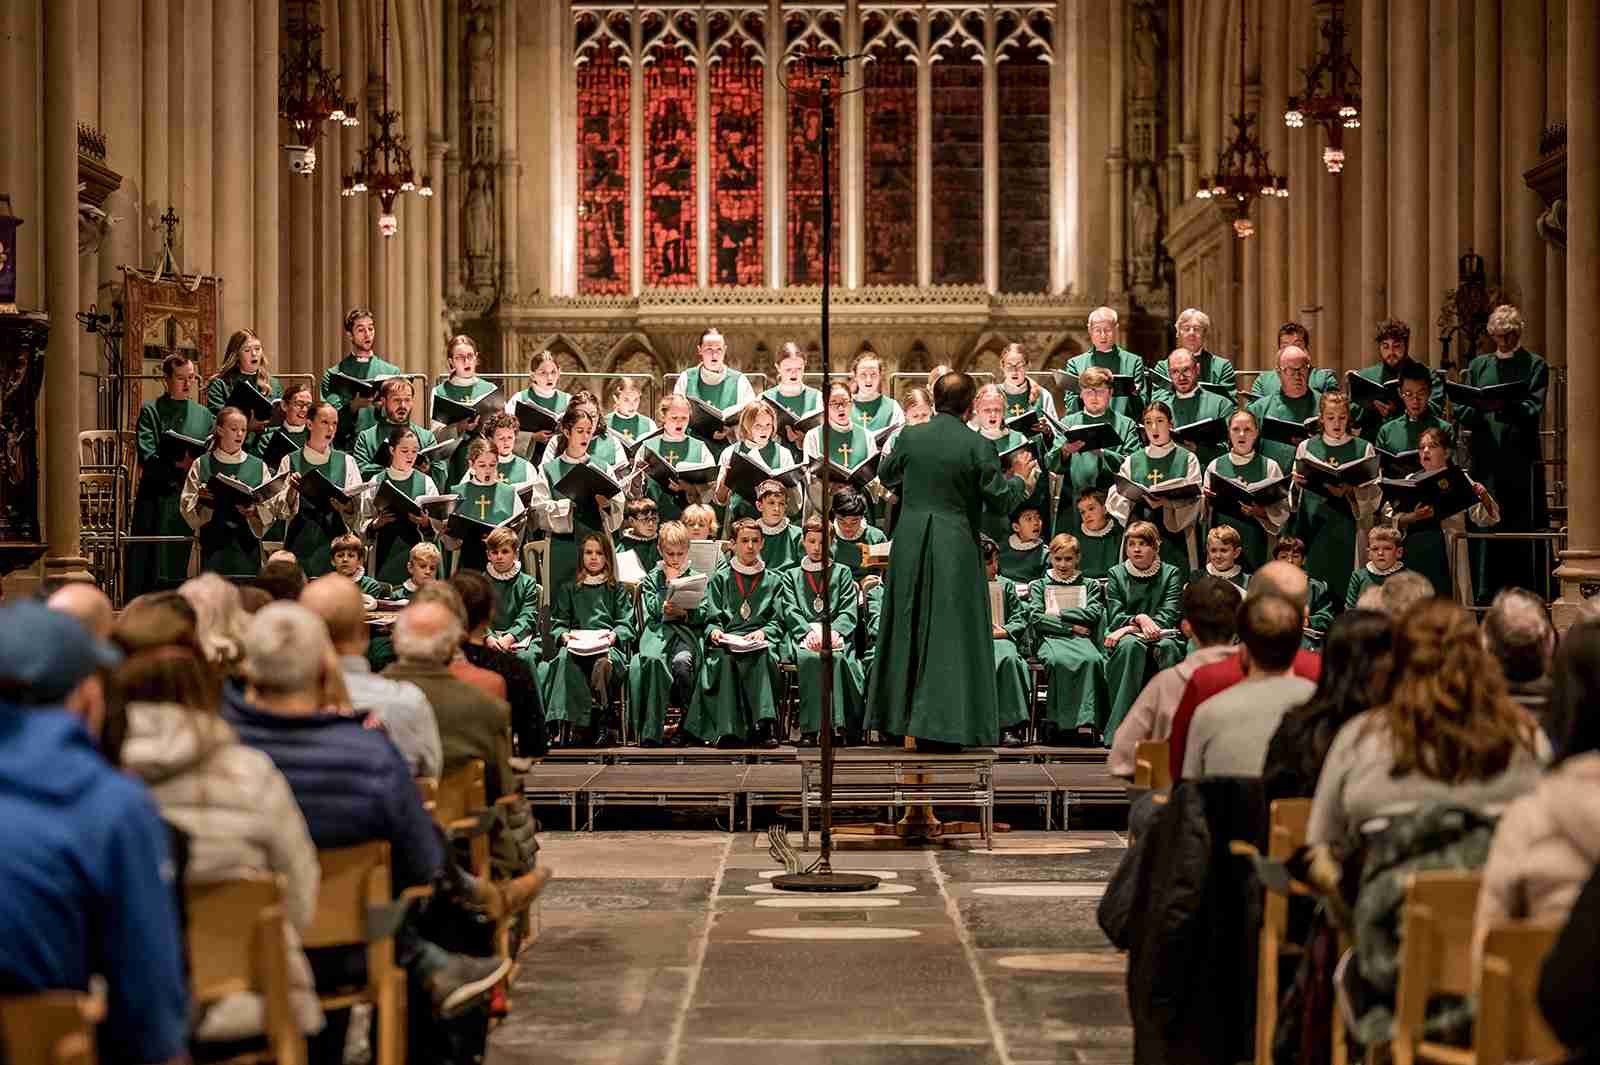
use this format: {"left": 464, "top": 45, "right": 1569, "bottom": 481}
{"left": 362, "top": 425, "right": 446, "bottom": 584}
{"left": 627, "top": 521, "right": 713, "bottom": 747}
{"left": 130, "top": 353, "right": 216, "bottom": 597}
{"left": 322, "top": 307, "right": 402, "bottom": 449}
{"left": 685, "top": 519, "right": 787, "bottom": 749}
{"left": 1029, "top": 534, "right": 1108, "bottom": 746}
{"left": 1203, "top": 408, "right": 1290, "bottom": 572}
{"left": 620, "top": 498, "right": 662, "bottom": 573}
{"left": 1106, "top": 401, "right": 1205, "bottom": 572}
{"left": 274, "top": 400, "right": 365, "bottom": 578}
{"left": 180, "top": 405, "right": 278, "bottom": 578}
{"left": 761, "top": 342, "right": 825, "bottom": 448}
{"left": 1049, "top": 366, "right": 1142, "bottom": 541}
{"left": 1060, "top": 307, "right": 1148, "bottom": 420}
{"left": 779, "top": 516, "right": 867, "bottom": 745}
{"left": 828, "top": 489, "right": 887, "bottom": 582}
{"left": 1285, "top": 390, "right": 1381, "bottom": 602}
{"left": 1381, "top": 425, "right": 1501, "bottom": 599}
{"left": 981, "top": 536, "right": 1036, "bottom": 749}
{"left": 544, "top": 532, "right": 634, "bottom": 747}
{"left": 1102, "top": 521, "right": 1185, "bottom": 741}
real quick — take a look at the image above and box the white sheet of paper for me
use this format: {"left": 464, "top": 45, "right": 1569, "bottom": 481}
{"left": 667, "top": 572, "right": 708, "bottom": 609}
{"left": 614, "top": 549, "right": 647, "bottom": 585}
{"left": 688, "top": 539, "right": 722, "bottom": 575}
{"left": 565, "top": 629, "right": 611, "bottom": 656}
{"left": 718, "top": 630, "right": 767, "bottom": 653}
{"left": 1044, "top": 584, "right": 1086, "bottom": 616}
{"left": 988, "top": 581, "right": 1004, "bottom": 627}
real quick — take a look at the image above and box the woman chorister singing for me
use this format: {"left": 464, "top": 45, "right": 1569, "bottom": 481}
{"left": 1286, "top": 390, "right": 1382, "bottom": 599}
{"left": 1106, "top": 401, "right": 1204, "bottom": 573}
{"left": 362, "top": 426, "right": 443, "bottom": 586}
{"left": 274, "top": 401, "right": 365, "bottom": 578}
{"left": 180, "top": 406, "right": 276, "bottom": 579}
{"left": 1203, "top": 408, "right": 1291, "bottom": 573}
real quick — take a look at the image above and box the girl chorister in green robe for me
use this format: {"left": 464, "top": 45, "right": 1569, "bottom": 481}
{"left": 804, "top": 381, "right": 879, "bottom": 522}
{"left": 711, "top": 401, "right": 800, "bottom": 525}
{"left": 1106, "top": 402, "right": 1204, "bottom": 573}
{"left": 762, "top": 342, "right": 825, "bottom": 452}
{"left": 780, "top": 517, "right": 867, "bottom": 743}
{"left": 534, "top": 403, "right": 625, "bottom": 601}
{"left": 542, "top": 532, "right": 635, "bottom": 746}
{"left": 1049, "top": 367, "right": 1142, "bottom": 540}
{"left": 361, "top": 426, "right": 442, "bottom": 586}
{"left": 1030, "top": 534, "right": 1109, "bottom": 745}
{"left": 970, "top": 383, "right": 1044, "bottom": 547}
{"left": 274, "top": 401, "right": 365, "bottom": 578}
{"left": 605, "top": 376, "right": 659, "bottom": 451}
{"left": 686, "top": 519, "right": 787, "bottom": 748}
{"left": 180, "top": 406, "right": 275, "bottom": 579}
{"left": 205, "top": 329, "right": 281, "bottom": 452}
{"left": 508, "top": 349, "right": 571, "bottom": 459}
{"left": 1101, "top": 521, "right": 1185, "bottom": 741}
{"left": 981, "top": 536, "right": 1036, "bottom": 748}
{"left": 130, "top": 354, "right": 216, "bottom": 598}
{"left": 674, "top": 327, "right": 757, "bottom": 461}
{"left": 848, "top": 351, "right": 905, "bottom": 437}
{"left": 254, "top": 382, "right": 312, "bottom": 544}
{"left": 445, "top": 437, "right": 526, "bottom": 575}
{"left": 430, "top": 334, "right": 502, "bottom": 489}
{"left": 628, "top": 522, "right": 713, "bottom": 747}
{"left": 1203, "top": 409, "right": 1291, "bottom": 572}
{"left": 1286, "top": 390, "right": 1382, "bottom": 604}
{"left": 1384, "top": 425, "right": 1501, "bottom": 600}
{"left": 634, "top": 393, "right": 714, "bottom": 523}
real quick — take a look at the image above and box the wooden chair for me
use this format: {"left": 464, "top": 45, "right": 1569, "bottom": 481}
{"left": 303, "top": 843, "right": 412, "bottom": 1065}
{"left": 1246, "top": 798, "right": 1313, "bottom": 1065}
{"left": 434, "top": 759, "right": 526, "bottom": 962}
{"left": 1390, "top": 870, "right": 1483, "bottom": 1065}
{"left": 78, "top": 471, "right": 125, "bottom": 599}
{"left": 186, "top": 875, "right": 306, "bottom": 1065}
{"left": 1474, "top": 921, "right": 1565, "bottom": 1065}
{"left": 1133, "top": 739, "right": 1172, "bottom": 791}
{"left": 0, "top": 990, "right": 103, "bottom": 1065}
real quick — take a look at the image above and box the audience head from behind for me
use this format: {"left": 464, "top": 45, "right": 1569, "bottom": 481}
{"left": 1380, "top": 570, "right": 1433, "bottom": 616}
{"left": 179, "top": 572, "right": 250, "bottom": 673}
{"left": 410, "top": 580, "right": 467, "bottom": 626}
{"left": 1184, "top": 576, "right": 1242, "bottom": 650}
{"left": 1245, "top": 559, "right": 1310, "bottom": 615}
{"left": 933, "top": 370, "right": 977, "bottom": 419}
{"left": 241, "top": 602, "right": 341, "bottom": 711}
{"left": 449, "top": 571, "right": 498, "bottom": 640}
{"left": 256, "top": 557, "right": 308, "bottom": 601}
{"left": 1546, "top": 618, "right": 1600, "bottom": 764}
{"left": 300, "top": 574, "right": 370, "bottom": 656}
{"left": 0, "top": 599, "right": 123, "bottom": 740}
{"left": 1289, "top": 610, "right": 1393, "bottom": 753}
{"left": 1237, "top": 595, "right": 1303, "bottom": 677}
{"left": 394, "top": 600, "right": 466, "bottom": 668}
{"left": 46, "top": 580, "right": 115, "bottom": 640}
{"left": 110, "top": 603, "right": 237, "bottom": 780}
{"left": 1483, "top": 587, "right": 1555, "bottom": 688}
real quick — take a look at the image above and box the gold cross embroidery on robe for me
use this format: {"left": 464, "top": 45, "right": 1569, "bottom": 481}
{"left": 475, "top": 493, "right": 493, "bottom": 519}
{"left": 1008, "top": 402, "right": 1027, "bottom": 419}
{"left": 1145, "top": 467, "right": 1165, "bottom": 483}
{"left": 836, "top": 442, "right": 852, "bottom": 465}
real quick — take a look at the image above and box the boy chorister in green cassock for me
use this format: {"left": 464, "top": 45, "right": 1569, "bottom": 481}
{"left": 1274, "top": 537, "right": 1336, "bottom": 648}
{"left": 828, "top": 488, "right": 888, "bottom": 582}
{"left": 1102, "top": 522, "right": 1185, "bottom": 741}
{"left": 1073, "top": 491, "right": 1125, "bottom": 579}
{"left": 130, "top": 359, "right": 216, "bottom": 598}
{"left": 753, "top": 482, "right": 804, "bottom": 572}
{"left": 1344, "top": 525, "right": 1411, "bottom": 608}
{"left": 481, "top": 527, "right": 543, "bottom": 670}
{"left": 1049, "top": 369, "right": 1142, "bottom": 541}
{"left": 1107, "top": 403, "right": 1204, "bottom": 573}
{"left": 780, "top": 518, "right": 867, "bottom": 743}
{"left": 179, "top": 408, "right": 275, "bottom": 579}
{"left": 330, "top": 536, "right": 402, "bottom": 600}
{"left": 322, "top": 313, "right": 402, "bottom": 449}
{"left": 998, "top": 506, "right": 1047, "bottom": 584}
{"left": 619, "top": 499, "right": 662, "bottom": 575}
{"left": 274, "top": 402, "right": 364, "bottom": 578}
{"left": 542, "top": 532, "right": 636, "bottom": 745}
{"left": 1285, "top": 394, "right": 1381, "bottom": 605}
{"left": 1194, "top": 525, "right": 1250, "bottom": 597}
{"left": 685, "top": 520, "right": 787, "bottom": 748}
{"left": 361, "top": 428, "right": 443, "bottom": 585}
{"left": 981, "top": 537, "right": 1036, "bottom": 748}
{"left": 1030, "top": 534, "right": 1109, "bottom": 744}
{"left": 1204, "top": 409, "right": 1290, "bottom": 573}
{"left": 628, "top": 523, "right": 712, "bottom": 746}
{"left": 1374, "top": 360, "right": 1445, "bottom": 458}
{"left": 638, "top": 395, "right": 715, "bottom": 523}
{"left": 446, "top": 439, "right": 526, "bottom": 576}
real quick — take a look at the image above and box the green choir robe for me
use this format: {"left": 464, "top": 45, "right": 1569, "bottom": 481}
{"left": 321, "top": 354, "right": 403, "bottom": 450}
{"left": 352, "top": 420, "right": 439, "bottom": 481}
{"left": 1345, "top": 562, "right": 1409, "bottom": 610}
{"left": 1030, "top": 574, "right": 1108, "bottom": 732}
{"left": 1250, "top": 366, "right": 1339, "bottom": 399}
{"left": 1375, "top": 412, "right": 1444, "bottom": 456}
{"left": 1305, "top": 575, "right": 1336, "bottom": 648}
{"left": 832, "top": 523, "right": 887, "bottom": 582}
{"left": 129, "top": 396, "right": 216, "bottom": 597}
{"left": 205, "top": 369, "right": 281, "bottom": 454}
{"left": 495, "top": 454, "right": 537, "bottom": 492}
{"left": 1047, "top": 410, "right": 1141, "bottom": 538}
{"left": 1205, "top": 450, "right": 1288, "bottom": 572}
{"left": 618, "top": 532, "right": 662, "bottom": 574}
{"left": 864, "top": 413, "right": 1029, "bottom": 747}
{"left": 998, "top": 537, "right": 1047, "bottom": 583}
{"left": 365, "top": 468, "right": 440, "bottom": 585}
{"left": 1388, "top": 469, "right": 1495, "bottom": 598}
{"left": 990, "top": 577, "right": 1034, "bottom": 731}
{"left": 541, "top": 454, "right": 619, "bottom": 599}
{"left": 757, "top": 521, "right": 804, "bottom": 572}
{"left": 432, "top": 377, "right": 500, "bottom": 486}
{"left": 761, "top": 386, "right": 824, "bottom": 449}
{"left": 510, "top": 387, "right": 571, "bottom": 422}
{"left": 1247, "top": 389, "right": 1322, "bottom": 474}
{"left": 545, "top": 577, "right": 634, "bottom": 728}
{"left": 1288, "top": 435, "right": 1379, "bottom": 606}
{"left": 780, "top": 562, "right": 866, "bottom": 735}
{"left": 1149, "top": 349, "right": 1236, "bottom": 397}
{"left": 679, "top": 368, "right": 752, "bottom": 459}
{"left": 642, "top": 434, "right": 713, "bottom": 522}
{"left": 1077, "top": 521, "right": 1125, "bottom": 579}
{"left": 627, "top": 566, "right": 712, "bottom": 742}
{"left": 606, "top": 411, "right": 659, "bottom": 447}
{"left": 1000, "top": 386, "right": 1059, "bottom": 538}
{"left": 1061, "top": 346, "right": 1148, "bottom": 420}
{"left": 1103, "top": 561, "right": 1185, "bottom": 739}
{"left": 184, "top": 451, "right": 270, "bottom": 578}
{"left": 684, "top": 565, "right": 785, "bottom": 743}
{"left": 808, "top": 421, "right": 882, "bottom": 527}
{"left": 1111, "top": 445, "right": 1204, "bottom": 572}
{"left": 1152, "top": 386, "right": 1237, "bottom": 470}
{"left": 976, "top": 428, "right": 1033, "bottom": 543}
{"left": 1460, "top": 348, "right": 1550, "bottom": 602}
{"left": 1351, "top": 359, "right": 1445, "bottom": 442}
{"left": 282, "top": 448, "right": 360, "bottom": 578}
{"left": 450, "top": 479, "right": 521, "bottom": 574}
{"left": 851, "top": 393, "right": 903, "bottom": 434}
{"left": 1192, "top": 564, "right": 1250, "bottom": 596}
{"left": 719, "top": 439, "right": 797, "bottom": 524}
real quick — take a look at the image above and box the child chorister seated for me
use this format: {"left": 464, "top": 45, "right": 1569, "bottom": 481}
{"left": 1275, "top": 536, "right": 1336, "bottom": 648}
{"left": 619, "top": 497, "right": 663, "bottom": 574}
{"left": 330, "top": 534, "right": 401, "bottom": 601}
{"left": 780, "top": 516, "right": 867, "bottom": 746}
{"left": 1030, "top": 533, "right": 1109, "bottom": 746}
{"left": 998, "top": 505, "right": 1047, "bottom": 585}
{"left": 1345, "top": 525, "right": 1413, "bottom": 609}
{"left": 981, "top": 536, "right": 1037, "bottom": 749}
{"left": 1384, "top": 425, "right": 1501, "bottom": 600}
{"left": 545, "top": 532, "right": 635, "bottom": 748}
{"left": 1102, "top": 521, "right": 1185, "bottom": 740}
{"left": 1193, "top": 525, "right": 1249, "bottom": 596}
{"left": 754, "top": 479, "right": 803, "bottom": 572}
{"left": 1074, "top": 490, "right": 1125, "bottom": 579}
{"left": 368, "top": 541, "right": 442, "bottom": 671}
{"left": 829, "top": 487, "right": 887, "bottom": 582}
{"left": 685, "top": 519, "right": 786, "bottom": 749}
{"left": 628, "top": 521, "right": 712, "bottom": 747}
{"left": 1107, "top": 401, "right": 1204, "bottom": 573}
{"left": 481, "top": 527, "right": 541, "bottom": 669}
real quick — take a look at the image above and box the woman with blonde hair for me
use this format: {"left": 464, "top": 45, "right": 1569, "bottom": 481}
{"left": 206, "top": 328, "right": 281, "bottom": 432}
{"left": 1307, "top": 598, "right": 1548, "bottom": 846}
{"left": 178, "top": 573, "right": 252, "bottom": 673}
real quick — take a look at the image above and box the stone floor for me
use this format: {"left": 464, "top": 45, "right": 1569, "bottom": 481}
{"left": 488, "top": 829, "right": 1132, "bottom": 1065}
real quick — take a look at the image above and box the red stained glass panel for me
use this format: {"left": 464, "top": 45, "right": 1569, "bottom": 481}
{"left": 643, "top": 45, "right": 697, "bottom": 287}
{"left": 930, "top": 60, "right": 983, "bottom": 285}
{"left": 862, "top": 58, "right": 917, "bottom": 287}
{"left": 576, "top": 40, "right": 630, "bottom": 295}
{"left": 785, "top": 66, "right": 840, "bottom": 286}
{"left": 998, "top": 58, "right": 1052, "bottom": 293}
{"left": 709, "top": 48, "right": 765, "bottom": 286}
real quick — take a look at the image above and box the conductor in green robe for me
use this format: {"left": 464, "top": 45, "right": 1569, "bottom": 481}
{"left": 1061, "top": 307, "right": 1147, "bottom": 420}
{"left": 180, "top": 406, "right": 276, "bottom": 579}
{"left": 352, "top": 379, "right": 439, "bottom": 480}
{"left": 544, "top": 532, "right": 635, "bottom": 745}
{"left": 322, "top": 308, "right": 403, "bottom": 450}
{"left": 205, "top": 329, "right": 281, "bottom": 453}
{"left": 780, "top": 516, "right": 866, "bottom": 743}
{"left": 1049, "top": 366, "right": 1142, "bottom": 540}
{"left": 129, "top": 353, "right": 215, "bottom": 598}
{"left": 981, "top": 536, "right": 1036, "bottom": 748}
{"left": 274, "top": 402, "right": 366, "bottom": 578}
{"left": 865, "top": 371, "right": 1037, "bottom": 749}
{"left": 1458, "top": 304, "right": 1551, "bottom": 602}
{"left": 1101, "top": 521, "right": 1185, "bottom": 740}
{"left": 686, "top": 520, "right": 787, "bottom": 748}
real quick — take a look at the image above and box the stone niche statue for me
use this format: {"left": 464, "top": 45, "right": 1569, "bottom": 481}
{"left": 465, "top": 167, "right": 495, "bottom": 261}
{"left": 1131, "top": 3, "right": 1159, "bottom": 100}
{"left": 468, "top": 16, "right": 495, "bottom": 104}
{"left": 1132, "top": 168, "right": 1159, "bottom": 262}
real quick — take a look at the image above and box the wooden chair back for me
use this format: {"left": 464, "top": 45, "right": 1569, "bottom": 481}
{"left": 1253, "top": 798, "right": 1313, "bottom": 1065}
{"left": 186, "top": 875, "right": 306, "bottom": 1065}
{"left": 78, "top": 429, "right": 134, "bottom": 471}
{"left": 1133, "top": 740, "right": 1172, "bottom": 791}
{"left": 77, "top": 472, "right": 123, "bottom": 537}
{"left": 302, "top": 842, "right": 407, "bottom": 1065}
{"left": 0, "top": 990, "right": 103, "bottom": 1065}
{"left": 1474, "top": 921, "right": 1565, "bottom": 1065}
{"left": 1391, "top": 870, "right": 1483, "bottom": 1065}
{"left": 435, "top": 759, "right": 488, "bottom": 826}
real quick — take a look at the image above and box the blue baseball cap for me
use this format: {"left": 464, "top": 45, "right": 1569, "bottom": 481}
{"left": 0, "top": 601, "right": 123, "bottom": 704}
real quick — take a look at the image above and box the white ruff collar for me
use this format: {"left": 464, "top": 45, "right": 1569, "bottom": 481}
{"left": 402, "top": 579, "right": 420, "bottom": 593}
{"left": 661, "top": 431, "right": 689, "bottom": 442}
{"left": 213, "top": 449, "right": 246, "bottom": 465}
{"left": 1495, "top": 348, "right": 1517, "bottom": 360}
{"left": 855, "top": 387, "right": 881, "bottom": 402}
{"left": 345, "top": 565, "right": 366, "bottom": 581}
{"left": 1206, "top": 562, "right": 1243, "bottom": 579}
{"left": 1227, "top": 450, "right": 1257, "bottom": 465}
{"left": 758, "top": 517, "right": 790, "bottom": 536}
{"left": 698, "top": 365, "right": 726, "bottom": 384}
{"left": 832, "top": 522, "right": 863, "bottom": 542}
{"left": 531, "top": 384, "right": 557, "bottom": 399}
{"left": 488, "top": 561, "right": 523, "bottom": 581}
{"left": 1008, "top": 534, "right": 1042, "bottom": 551}
{"left": 1001, "top": 381, "right": 1029, "bottom": 395}
{"left": 350, "top": 353, "right": 373, "bottom": 362}
{"left": 1126, "top": 557, "right": 1163, "bottom": 578}
{"left": 1172, "top": 385, "right": 1201, "bottom": 400}
{"left": 578, "top": 572, "right": 608, "bottom": 586}
{"left": 730, "top": 557, "right": 765, "bottom": 576}
{"left": 1145, "top": 442, "right": 1177, "bottom": 458}
{"left": 386, "top": 465, "right": 414, "bottom": 480}
{"left": 1080, "top": 521, "right": 1116, "bottom": 539}
{"left": 827, "top": 418, "right": 854, "bottom": 433}
{"left": 302, "top": 445, "right": 331, "bottom": 465}
{"left": 1321, "top": 432, "right": 1352, "bottom": 446}
{"left": 778, "top": 381, "right": 806, "bottom": 396}
{"left": 468, "top": 474, "right": 498, "bottom": 486}
{"left": 1367, "top": 560, "right": 1404, "bottom": 576}
{"left": 800, "top": 556, "right": 825, "bottom": 572}
{"left": 449, "top": 374, "right": 479, "bottom": 386}
{"left": 1048, "top": 570, "right": 1080, "bottom": 583}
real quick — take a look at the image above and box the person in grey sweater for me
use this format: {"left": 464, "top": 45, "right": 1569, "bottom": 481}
{"left": 1308, "top": 598, "right": 1548, "bottom": 846}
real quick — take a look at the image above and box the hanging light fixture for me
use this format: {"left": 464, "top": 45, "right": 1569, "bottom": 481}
{"left": 1195, "top": 2, "right": 1287, "bottom": 238}
{"left": 1284, "top": 0, "right": 1362, "bottom": 173}
{"left": 341, "top": 0, "right": 432, "bottom": 236}
{"left": 279, "top": 0, "right": 359, "bottom": 175}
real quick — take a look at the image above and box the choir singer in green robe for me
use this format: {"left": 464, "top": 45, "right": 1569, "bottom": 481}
{"left": 180, "top": 406, "right": 276, "bottom": 579}
{"left": 780, "top": 516, "right": 866, "bottom": 745}
{"left": 686, "top": 519, "right": 786, "bottom": 749}
{"left": 129, "top": 353, "right": 215, "bottom": 598}
{"left": 865, "top": 371, "right": 1038, "bottom": 750}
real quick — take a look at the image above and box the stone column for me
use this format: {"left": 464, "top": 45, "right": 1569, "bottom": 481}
{"left": 983, "top": 12, "right": 1000, "bottom": 293}
{"left": 142, "top": 0, "right": 169, "bottom": 267}
{"left": 843, "top": 0, "right": 863, "bottom": 289}
{"left": 1387, "top": 0, "right": 1428, "bottom": 343}
{"left": 765, "top": 0, "right": 786, "bottom": 288}
{"left": 1552, "top": 0, "right": 1598, "bottom": 628}
{"left": 289, "top": 167, "right": 315, "bottom": 375}
{"left": 341, "top": 0, "right": 369, "bottom": 320}
{"left": 631, "top": 10, "right": 645, "bottom": 294}
{"left": 1106, "top": 0, "right": 1127, "bottom": 297}
{"left": 98, "top": 0, "right": 142, "bottom": 299}
{"left": 1049, "top": 0, "right": 1069, "bottom": 293}
{"left": 44, "top": 0, "right": 90, "bottom": 578}
{"left": 695, "top": 13, "right": 710, "bottom": 289}
{"left": 916, "top": 10, "right": 931, "bottom": 289}
{"left": 254, "top": 0, "right": 280, "bottom": 358}
{"left": 498, "top": 0, "right": 520, "bottom": 297}
{"left": 1360, "top": 0, "right": 1388, "bottom": 344}
{"left": 1502, "top": 0, "right": 1546, "bottom": 354}
{"left": 213, "top": 0, "right": 252, "bottom": 334}
{"left": 1473, "top": 0, "right": 1502, "bottom": 274}
{"left": 1260, "top": 0, "right": 1289, "bottom": 335}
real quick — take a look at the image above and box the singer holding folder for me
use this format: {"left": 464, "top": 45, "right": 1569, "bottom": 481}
{"left": 273, "top": 401, "right": 365, "bottom": 578}
{"left": 1285, "top": 390, "right": 1381, "bottom": 602}
{"left": 538, "top": 404, "right": 625, "bottom": 599}
{"left": 1203, "top": 409, "right": 1290, "bottom": 572}
{"left": 180, "top": 406, "right": 276, "bottom": 579}
{"left": 129, "top": 353, "right": 216, "bottom": 598}
{"left": 363, "top": 426, "right": 444, "bottom": 585}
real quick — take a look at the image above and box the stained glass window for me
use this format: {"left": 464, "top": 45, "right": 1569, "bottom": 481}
{"left": 998, "top": 33, "right": 1051, "bottom": 293}
{"left": 862, "top": 55, "right": 916, "bottom": 287}
{"left": 576, "top": 17, "right": 631, "bottom": 295}
{"left": 785, "top": 65, "right": 841, "bottom": 286}
{"left": 929, "top": 15, "right": 983, "bottom": 286}
{"left": 708, "top": 17, "right": 765, "bottom": 287}
{"left": 643, "top": 21, "right": 697, "bottom": 287}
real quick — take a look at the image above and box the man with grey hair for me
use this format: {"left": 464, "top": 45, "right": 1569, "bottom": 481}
{"left": 1061, "top": 305, "right": 1146, "bottom": 419}
{"left": 1246, "top": 344, "right": 1322, "bottom": 471}
{"left": 1149, "top": 307, "right": 1237, "bottom": 397}
{"left": 1483, "top": 587, "right": 1556, "bottom": 728}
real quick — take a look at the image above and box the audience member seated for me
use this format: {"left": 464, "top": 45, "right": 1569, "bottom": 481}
{"left": 451, "top": 570, "right": 547, "bottom": 758}
{"left": 1182, "top": 595, "right": 1312, "bottom": 779}
{"left": 1108, "top": 576, "right": 1239, "bottom": 779}
{"left": 300, "top": 574, "right": 443, "bottom": 778}
{"left": 255, "top": 557, "right": 309, "bottom": 600}
{"left": 1378, "top": 569, "right": 1435, "bottom": 617}
{"left": 0, "top": 601, "right": 189, "bottom": 1065}
{"left": 1165, "top": 561, "right": 1323, "bottom": 778}
{"left": 411, "top": 582, "right": 509, "bottom": 703}
{"left": 46, "top": 580, "right": 115, "bottom": 639}
{"left": 179, "top": 574, "right": 252, "bottom": 678}
{"left": 111, "top": 602, "right": 324, "bottom": 1043}
{"left": 1537, "top": 862, "right": 1600, "bottom": 1061}
{"left": 1306, "top": 598, "right": 1548, "bottom": 846}
{"left": 1482, "top": 587, "right": 1557, "bottom": 733}
{"left": 1473, "top": 618, "right": 1600, "bottom": 964}
{"left": 1261, "top": 609, "right": 1393, "bottom": 802}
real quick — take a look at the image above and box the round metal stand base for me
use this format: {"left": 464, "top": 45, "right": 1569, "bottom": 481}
{"left": 770, "top": 872, "right": 883, "bottom": 893}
